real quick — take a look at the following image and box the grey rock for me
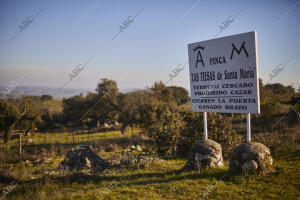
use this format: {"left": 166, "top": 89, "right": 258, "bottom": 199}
{"left": 229, "top": 142, "right": 274, "bottom": 174}
{"left": 184, "top": 139, "right": 224, "bottom": 171}
{"left": 59, "top": 144, "right": 108, "bottom": 173}
{"left": 136, "top": 145, "right": 142, "bottom": 152}
{"left": 130, "top": 145, "right": 136, "bottom": 151}
{"left": 242, "top": 160, "right": 258, "bottom": 172}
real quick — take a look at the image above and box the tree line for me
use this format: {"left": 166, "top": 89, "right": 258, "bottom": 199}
{"left": 0, "top": 79, "right": 189, "bottom": 144}
{"left": 0, "top": 78, "right": 298, "bottom": 155}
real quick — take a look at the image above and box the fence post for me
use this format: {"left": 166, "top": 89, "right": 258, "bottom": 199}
{"left": 19, "top": 133, "right": 22, "bottom": 155}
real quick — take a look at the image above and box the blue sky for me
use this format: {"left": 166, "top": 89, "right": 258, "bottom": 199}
{"left": 0, "top": 0, "right": 299, "bottom": 92}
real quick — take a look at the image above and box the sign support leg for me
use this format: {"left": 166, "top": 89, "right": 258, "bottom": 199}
{"left": 203, "top": 112, "right": 208, "bottom": 140}
{"left": 247, "top": 113, "right": 251, "bottom": 142}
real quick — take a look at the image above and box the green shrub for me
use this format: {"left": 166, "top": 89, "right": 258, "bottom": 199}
{"left": 177, "top": 112, "right": 202, "bottom": 154}
{"left": 178, "top": 112, "right": 241, "bottom": 155}
{"left": 144, "top": 103, "right": 184, "bottom": 155}
{"left": 207, "top": 113, "right": 241, "bottom": 153}
{"left": 139, "top": 101, "right": 240, "bottom": 156}
{"left": 293, "top": 104, "right": 300, "bottom": 113}
{"left": 261, "top": 101, "right": 289, "bottom": 119}
{"left": 261, "top": 101, "right": 277, "bottom": 119}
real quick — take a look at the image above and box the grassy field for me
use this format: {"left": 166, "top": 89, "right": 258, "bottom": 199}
{"left": 1, "top": 128, "right": 140, "bottom": 148}
{"left": 0, "top": 127, "right": 299, "bottom": 200}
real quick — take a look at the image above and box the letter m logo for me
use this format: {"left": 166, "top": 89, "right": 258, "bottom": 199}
{"left": 230, "top": 41, "right": 249, "bottom": 60}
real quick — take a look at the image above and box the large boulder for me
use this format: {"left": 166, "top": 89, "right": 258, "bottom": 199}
{"left": 184, "top": 139, "right": 223, "bottom": 171}
{"left": 229, "top": 142, "right": 274, "bottom": 174}
{"left": 59, "top": 144, "right": 108, "bottom": 173}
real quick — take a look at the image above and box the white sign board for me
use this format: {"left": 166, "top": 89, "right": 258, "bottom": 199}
{"left": 188, "top": 31, "right": 260, "bottom": 114}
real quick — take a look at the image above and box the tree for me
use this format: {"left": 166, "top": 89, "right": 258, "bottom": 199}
{"left": 0, "top": 101, "right": 19, "bottom": 144}
{"left": 93, "top": 78, "right": 119, "bottom": 125}
{"left": 168, "top": 86, "right": 189, "bottom": 105}
{"left": 41, "top": 94, "right": 53, "bottom": 101}
{"left": 37, "top": 110, "right": 55, "bottom": 132}
{"left": 117, "top": 91, "right": 142, "bottom": 134}
{"left": 149, "top": 82, "right": 189, "bottom": 105}
{"left": 18, "top": 96, "right": 42, "bottom": 135}
{"left": 96, "top": 78, "right": 118, "bottom": 99}
{"left": 265, "top": 83, "right": 295, "bottom": 95}
{"left": 83, "top": 92, "right": 99, "bottom": 128}
{"left": 150, "top": 81, "right": 174, "bottom": 103}
{"left": 259, "top": 79, "right": 273, "bottom": 103}
{"left": 62, "top": 93, "right": 87, "bottom": 126}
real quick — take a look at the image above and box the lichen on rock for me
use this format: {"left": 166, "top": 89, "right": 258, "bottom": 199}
{"left": 59, "top": 144, "right": 108, "bottom": 173}
{"left": 229, "top": 142, "right": 275, "bottom": 174}
{"left": 183, "top": 139, "right": 224, "bottom": 171}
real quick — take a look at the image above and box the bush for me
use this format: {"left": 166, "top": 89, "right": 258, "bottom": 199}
{"left": 206, "top": 113, "right": 241, "bottom": 154}
{"left": 178, "top": 112, "right": 241, "bottom": 155}
{"left": 253, "top": 125, "right": 300, "bottom": 158}
{"left": 140, "top": 101, "right": 240, "bottom": 156}
{"left": 143, "top": 103, "right": 184, "bottom": 155}
{"left": 261, "top": 101, "right": 289, "bottom": 119}
{"left": 294, "top": 104, "right": 300, "bottom": 113}
{"left": 261, "top": 101, "right": 277, "bottom": 119}
{"left": 177, "top": 112, "right": 202, "bottom": 154}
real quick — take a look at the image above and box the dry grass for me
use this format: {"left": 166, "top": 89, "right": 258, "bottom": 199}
{"left": 0, "top": 126, "right": 299, "bottom": 199}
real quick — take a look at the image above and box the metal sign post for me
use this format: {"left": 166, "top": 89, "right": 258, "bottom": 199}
{"left": 203, "top": 112, "right": 208, "bottom": 140}
{"left": 247, "top": 113, "right": 251, "bottom": 142}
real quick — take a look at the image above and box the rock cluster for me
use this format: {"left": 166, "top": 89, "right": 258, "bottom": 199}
{"left": 229, "top": 142, "right": 274, "bottom": 174}
{"left": 59, "top": 144, "right": 108, "bottom": 173}
{"left": 184, "top": 139, "right": 223, "bottom": 171}
{"left": 128, "top": 145, "right": 142, "bottom": 152}
{"left": 59, "top": 144, "right": 162, "bottom": 173}
{"left": 109, "top": 151, "right": 163, "bottom": 168}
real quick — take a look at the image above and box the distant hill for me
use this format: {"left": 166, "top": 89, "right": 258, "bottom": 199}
{"left": 0, "top": 86, "right": 90, "bottom": 99}
{"left": 0, "top": 86, "right": 142, "bottom": 99}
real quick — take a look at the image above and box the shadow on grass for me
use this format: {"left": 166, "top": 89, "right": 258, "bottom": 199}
{"left": 0, "top": 168, "right": 229, "bottom": 188}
